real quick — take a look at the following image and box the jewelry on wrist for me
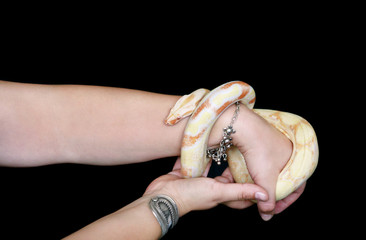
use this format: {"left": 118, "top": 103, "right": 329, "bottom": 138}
{"left": 149, "top": 195, "right": 179, "bottom": 238}
{"left": 207, "top": 102, "right": 240, "bottom": 165}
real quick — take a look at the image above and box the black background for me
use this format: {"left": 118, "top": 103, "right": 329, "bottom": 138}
{"left": 0, "top": 10, "right": 357, "bottom": 239}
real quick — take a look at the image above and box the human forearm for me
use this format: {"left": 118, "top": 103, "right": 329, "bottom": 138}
{"left": 0, "top": 81, "right": 227, "bottom": 166}
{"left": 63, "top": 196, "right": 161, "bottom": 240}
{"left": 63, "top": 157, "right": 267, "bottom": 240}
{"left": 0, "top": 81, "right": 180, "bottom": 166}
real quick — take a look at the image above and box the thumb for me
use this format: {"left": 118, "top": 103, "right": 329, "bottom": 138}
{"left": 212, "top": 180, "right": 268, "bottom": 204}
{"left": 254, "top": 170, "right": 278, "bottom": 221}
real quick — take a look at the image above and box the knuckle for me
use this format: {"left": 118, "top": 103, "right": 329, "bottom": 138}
{"left": 238, "top": 191, "right": 249, "bottom": 200}
{"left": 236, "top": 184, "right": 254, "bottom": 200}
{"left": 211, "top": 181, "right": 223, "bottom": 201}
{"left": 259, "top": 201, "right": 276, "bottom": 213}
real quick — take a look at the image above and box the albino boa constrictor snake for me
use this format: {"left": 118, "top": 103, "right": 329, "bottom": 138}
{"left": 165, "top": 81, "right": 319, "bottom": 200}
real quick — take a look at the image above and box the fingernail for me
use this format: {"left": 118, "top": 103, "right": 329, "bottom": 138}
{"left": 255, "top": 192, "right": 267, "bottom": 201}
{"left": 260, "top": 214, "right": 273, "bottom": 221}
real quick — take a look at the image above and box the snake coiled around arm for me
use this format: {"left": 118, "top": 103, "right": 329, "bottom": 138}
{"left": 165, "top": 81, "right": 319, "bottom": 200}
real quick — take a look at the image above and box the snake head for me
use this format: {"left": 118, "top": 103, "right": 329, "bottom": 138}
{"left": 164, "top": 88, "right": 209, "bottom": 125}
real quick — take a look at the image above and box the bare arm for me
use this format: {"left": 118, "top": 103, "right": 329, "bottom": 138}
{"left": 63, "top": 196, "right": 162, "bottom": 240}
{"left": 0, "top": 80, "right": 299, "bottom": 223}
{"left": 0, "top": 80, "right": 224, "bottom": 166}
{"left": 0, "top": 80, "right": 179, "bottom": 166}
{"left": 63, "top": 158, "right": 267, "bottom": 240}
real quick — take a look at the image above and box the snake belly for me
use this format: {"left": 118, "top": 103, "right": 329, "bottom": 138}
{"left": 166, "top": 81, "right": 319, "bottom": 200}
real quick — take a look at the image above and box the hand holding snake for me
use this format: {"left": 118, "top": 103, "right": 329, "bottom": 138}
{"left": 165, "top": 81, "right": 318, "bottom": 220}
{"left": 217, "top": 103, "right": 300, "bottom": 220}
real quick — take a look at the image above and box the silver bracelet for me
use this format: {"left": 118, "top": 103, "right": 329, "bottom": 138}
{"left": 207, "top": 102, "right": 240, "bottom": 165}
{"left": 149, "top": 195, "right": 179, "bottom": 238}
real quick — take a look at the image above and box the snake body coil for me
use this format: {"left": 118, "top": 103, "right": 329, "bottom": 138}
{"left": 165, "top": 81, "right": 319, "bottom": 200}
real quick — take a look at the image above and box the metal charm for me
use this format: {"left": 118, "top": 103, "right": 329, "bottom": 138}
{"left": 207, "top": 102, "right": 240, "bottom": 165}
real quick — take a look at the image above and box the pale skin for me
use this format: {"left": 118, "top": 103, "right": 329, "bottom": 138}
{"left": 0, "top": 80, "right": 305, "bottom": 239}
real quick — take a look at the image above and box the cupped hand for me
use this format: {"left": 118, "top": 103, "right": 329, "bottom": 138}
{"left": 213, "top": 104, "right": 306, "bottom": 220}
{"left": 143, "top": 158, "right": 269, "bottom": 217}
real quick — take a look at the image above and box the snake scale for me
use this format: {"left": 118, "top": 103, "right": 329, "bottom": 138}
{"left": 165, "top": 81, "right": 319, "bottom": 200}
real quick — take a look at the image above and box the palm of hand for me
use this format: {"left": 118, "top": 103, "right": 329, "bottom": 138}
{"left": 232, "top": 106, "right": 306, "bottom": 218}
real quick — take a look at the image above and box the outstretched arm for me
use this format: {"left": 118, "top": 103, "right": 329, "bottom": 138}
{"left": 0, "top": 81, "right": 177, "bottom": 166}
{"left": 63, "top": 158, "right": 268, "bottom": 240}
{"left": 0, "top": 80, "right": 302, "bottom": 220}
{"left": 0, "top": 80, "right": 225, "bottom": 166}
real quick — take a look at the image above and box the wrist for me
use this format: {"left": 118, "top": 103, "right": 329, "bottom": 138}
{"left": 149, "top": 194, "right": 179, "bottom": 238}
{"left": 209, "top": 103, "right": 250, "bottom": 147}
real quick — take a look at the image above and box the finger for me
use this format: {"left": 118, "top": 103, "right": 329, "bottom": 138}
{"left": 144, "top": 172, "right": 180, "bottom": 195}
{"left": 213, "top": 182, "right": 268, "bottom": 204}
{"left": 173, "top": 157, "right": 211, "bottom": 177}
{"left": 221, "top": 167, "right": 234, "bottom": 183}
{"left": 222, "top": 200, "right": 255, "bottom": 209}
{"left": 214, "top": 168, "right": 234, "bottom": 184}
{"left": 172, "top": 157, "right": 181, "bottom": 171}
{"left": 169, "top": 158, "right": 185, "bottom": 178}
{"left": 274, "top": 182, "right": 306, "bottom": 214}
{"left": 215, "top": 176, "right": 232, "bottom": 183}
{"left": 254, "top": 169, "right": 278, "bottom": 221}
{"left": 167, "top": 169, "right": 184, "bottom": 178}
{"left": 202, "top": 160, "right": 212, "bottom": 177}
{"left": 215, "top": 169, "right": 262, "bottom": 210}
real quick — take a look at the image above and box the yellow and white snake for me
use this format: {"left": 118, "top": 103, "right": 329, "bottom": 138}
{"left": 165, "top": 81, "right": 319, "bottom": 200}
